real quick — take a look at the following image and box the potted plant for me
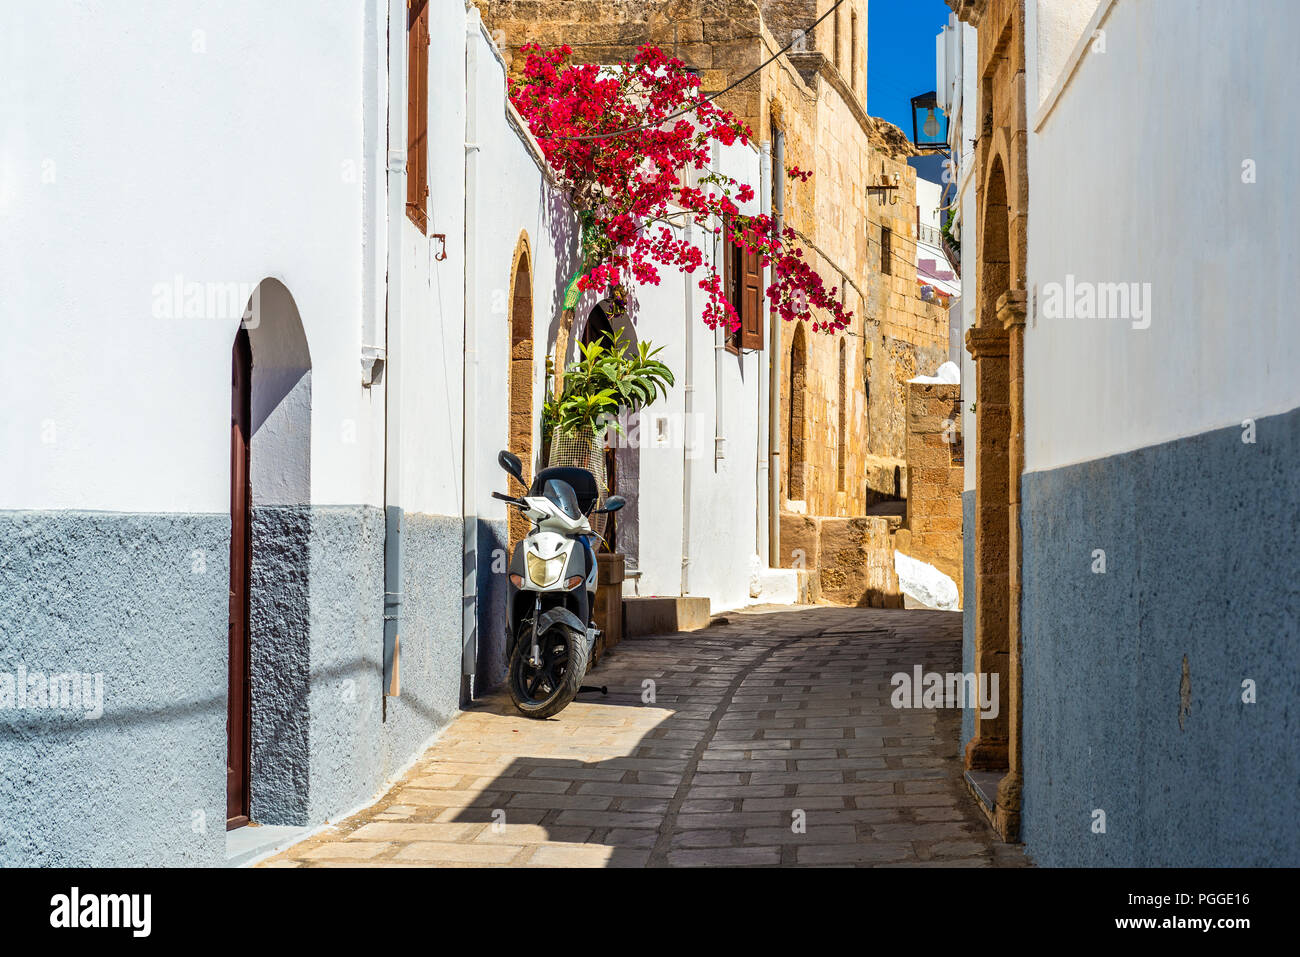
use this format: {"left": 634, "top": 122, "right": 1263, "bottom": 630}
{"left": 543, "top": 328, "right": 674, "bottom": 512}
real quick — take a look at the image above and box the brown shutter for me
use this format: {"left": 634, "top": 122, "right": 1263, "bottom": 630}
{"left": 740, "top": 242, "right": 763, "bottom": 350}
{"left": 406, "top": 0, "right": 429, "bottom": 233}
{"left": 723, "top": 213, "right": 740, "bottom": 352}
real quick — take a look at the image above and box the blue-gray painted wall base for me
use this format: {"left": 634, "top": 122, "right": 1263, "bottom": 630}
{"left": 1019, "top": 405, "right": 1300, "bottom": 866}
{"left": 0, "top": 511, "right": 229, "bottom": 866}
{"left": 476, "top": 518, "right": 509, "bottom": 691}
{"left": 249, "top": 505, "right": 312, "bottom": 825}
{"left": 0, "top": 505, "right": 465, "bottom": 866}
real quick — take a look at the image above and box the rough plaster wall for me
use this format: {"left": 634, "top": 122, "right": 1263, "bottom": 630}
{"left": 383, "top": 513, "right": 465, "bottom": 768}
{"left": 0, "top": 511, "right": 228, "bottom": 867}
{"left": 251, "top": 507, "right": 462, "bottom": 830}
{"left": 475, "top": 518, "right": 510, "bottom": 691}
{"left": 249, "top": 506, "right": 313, "bottom": 825}
{"left": 1019, "top": 407, "right": 1300, "bottom": 866}
{"left": 303, "top": 506, "right": 386, "bottom": 825}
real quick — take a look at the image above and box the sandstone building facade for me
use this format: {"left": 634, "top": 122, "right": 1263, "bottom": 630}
{"left": 482, "top": 0, "right": 954, "bottom": 605}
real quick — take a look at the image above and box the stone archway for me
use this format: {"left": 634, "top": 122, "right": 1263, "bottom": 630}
{"left": 967, "top": 156, "right": 1012, "bottom": 776}
{"left": 507, "top": 237, "right": 535, "bottom": 551}
{"left": 966, "top": 143, "right": 1028, "bottom": 840}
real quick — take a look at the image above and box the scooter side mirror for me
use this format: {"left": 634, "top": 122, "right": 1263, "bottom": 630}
{"left": 596, "top": 495, "right": 626, "bottom": 514}
{"left": 498, "top": 450, "right": 525, "bottom": 487}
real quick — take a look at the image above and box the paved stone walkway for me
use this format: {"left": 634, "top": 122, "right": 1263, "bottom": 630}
{"left": 262, "top": 605, "right": 1029, "bottom": 867}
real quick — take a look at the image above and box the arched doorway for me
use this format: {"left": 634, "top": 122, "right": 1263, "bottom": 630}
{"left": 788, "top": 323, "right": 807, "bottom": 501}
{"left": 507, "top": 240, "right": 534, "bottom": 551}
{"left": 228, "top": 328, "right": 252, "bottom": 829}
{"left": 582, "top": 303, "right": 615, "bottom": 349}
{"left": 228, "top": 278, "right": 312, "bottom": 828}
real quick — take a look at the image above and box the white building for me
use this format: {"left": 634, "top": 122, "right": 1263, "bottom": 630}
{"left": 1016, "top": 0, "right": 1299, "bottom": 865}
{"left": 942, "top": 0, "right": 1299, "bottom": 866}
{"left": 0, "top": 0, "right": 797, "bottom": 866}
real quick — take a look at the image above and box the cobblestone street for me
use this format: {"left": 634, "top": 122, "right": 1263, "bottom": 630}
{"left": 263, "top": 606, "right": 1029, "bottom": 868}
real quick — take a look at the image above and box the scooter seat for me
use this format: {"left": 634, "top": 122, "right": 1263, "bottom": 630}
{"left": 530, "top": 466, "right": 600, "bottom": 514}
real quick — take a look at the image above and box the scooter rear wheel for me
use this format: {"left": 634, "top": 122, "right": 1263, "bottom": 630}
{"left": 506, "top": 623, "right": 589, "bottom": 719}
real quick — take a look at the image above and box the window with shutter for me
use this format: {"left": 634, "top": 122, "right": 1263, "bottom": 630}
{"left": 740, "top": 242, "right": 763, "bottom": 350}
{"left": 724, "top": 214, "right": 764, "bottom": 353}
{"left": 881, "top": 225, "right": 893, "bottom": 275}
{"left": 406, "top": 0, "right": 430, "bottom": 233}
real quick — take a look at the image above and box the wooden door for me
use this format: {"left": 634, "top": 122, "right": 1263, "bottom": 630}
{"left": 227, "top": 329, "right": 252, "bottom": 829}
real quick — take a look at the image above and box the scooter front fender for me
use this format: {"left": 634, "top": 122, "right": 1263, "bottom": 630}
{"left": 534, "top": 606, "right": 588, "bottom": 645}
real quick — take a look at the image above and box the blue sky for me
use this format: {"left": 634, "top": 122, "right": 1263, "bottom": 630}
{"left": 866, "top": 0, "right": 952, "bottom": 136}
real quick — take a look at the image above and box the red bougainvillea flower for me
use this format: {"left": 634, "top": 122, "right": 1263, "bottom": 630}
{"left": 509, "top": 43, "right": 850, "bottom": 334}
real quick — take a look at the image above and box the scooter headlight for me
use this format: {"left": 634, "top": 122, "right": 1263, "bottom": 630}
{"left": 525, "top": 552, "right": 565, "bottom": 587}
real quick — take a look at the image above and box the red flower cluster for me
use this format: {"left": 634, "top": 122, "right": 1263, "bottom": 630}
{"left": 509, "top": 43, "right": 851, "bottom": 334}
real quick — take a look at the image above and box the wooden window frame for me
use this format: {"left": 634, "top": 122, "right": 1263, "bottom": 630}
{"left": 881, "top": 225, "right": 893, "bottom": 276}
{"left": 833, "top": 8, "right": 842, "bottom": 71}
{"left": 723, "top": 214, "right": 765, "bottom": 354}
{"left": 851, "top": 12, "right": 858, "bottom": 89}
{"left": 406, "top": 0, "right": 430, "bottom": 233}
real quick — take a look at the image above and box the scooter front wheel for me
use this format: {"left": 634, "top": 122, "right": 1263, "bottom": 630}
{"left": 506, "top": 623, "right": 589, "bottom": 719}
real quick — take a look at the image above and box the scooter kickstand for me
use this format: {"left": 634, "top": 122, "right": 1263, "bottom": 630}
{"left": 578, "top": 685, "right": 608, "bottom": 695}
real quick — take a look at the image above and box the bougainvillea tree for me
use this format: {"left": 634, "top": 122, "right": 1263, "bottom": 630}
{"left": 508, "top": 43, "right": 851, "bottom": 334}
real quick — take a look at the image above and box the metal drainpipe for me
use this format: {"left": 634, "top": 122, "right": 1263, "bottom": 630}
{"left": 461, "top": 9, "right": 481, "bottom": 691}
{"left": 756, "top": 142, "right": 771, "bottom": 563}
{"left": 382, "top": 0, "right": 406, "bottom": 698}
{"left": 713, "top": 141, "right": 726, "bottom": 469}
{"left": 767, "top": 130, "right": 785, "bottom": 567}
{"left": 680, "top": 219, "right": 694, "bottom": 596}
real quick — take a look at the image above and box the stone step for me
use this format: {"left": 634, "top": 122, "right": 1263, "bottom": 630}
{"left": 623, "top": 596, "right": 712, "bottom": 636}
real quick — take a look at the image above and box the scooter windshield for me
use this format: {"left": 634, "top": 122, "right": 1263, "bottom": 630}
{"left": 541, "top": 478, "right": 583, "bottom": 521}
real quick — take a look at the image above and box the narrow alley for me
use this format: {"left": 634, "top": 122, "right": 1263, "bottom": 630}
{"left": 263, "top": 607, "right": 1028, "bottom": 868}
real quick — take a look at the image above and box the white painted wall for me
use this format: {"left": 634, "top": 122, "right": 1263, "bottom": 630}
{"left": 603, "top": 140, "right": 771, "bottom": 612}
{"left": 397, "top": 1, "right": 471, "bottom": 519}
{"left": 0, "top": 0, "right": 790, "bottom": 613}
{"left": 1, "top": 0, "right": 387, "bottom": 514}
{"left": 1025, "top": 0, "right": 1300, "bottom": 472}
{"left": 465, "top": 26, "right": 576, "bottom": 530}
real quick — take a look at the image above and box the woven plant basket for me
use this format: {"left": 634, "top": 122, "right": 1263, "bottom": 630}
{"left": 548, "top": 426, "right": 608, "bottom": 536}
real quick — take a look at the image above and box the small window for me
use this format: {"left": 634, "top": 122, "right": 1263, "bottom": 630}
{"left": 833, "top": 9, "right": 842, "bottom": 71}
{"left": 406, "top": 0, "right": 430, "bottom": 233}
{"left": 850, "top": 13, "right": 858, "bottom": 88}
{"left": 724, "top": 215, "right": 765, "bottom": 353}
{"left": 881, "top": 225, "right": 893, "bottom": 276}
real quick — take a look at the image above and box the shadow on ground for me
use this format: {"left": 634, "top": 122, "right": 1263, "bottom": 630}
{"left": 263, "top": 606, "right": 1030, "bottom": 868}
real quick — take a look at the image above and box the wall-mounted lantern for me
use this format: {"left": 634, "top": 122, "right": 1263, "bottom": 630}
{"left": 910, "top": 91, "right": 948, "bottom": 153}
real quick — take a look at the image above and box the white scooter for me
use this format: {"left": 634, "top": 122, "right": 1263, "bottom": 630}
{"left": 493, "top": 450, "right": 625, "bottom": 718}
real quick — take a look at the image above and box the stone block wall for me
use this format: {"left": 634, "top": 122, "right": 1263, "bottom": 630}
{"left": 480, "top": 0, "right": 764, "bottom": 131}
{"left": 894, "top": 382, "right": 964, "bottom": 602}
{"left": 778, "top": 512, "right": 903, "bottom": 607}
